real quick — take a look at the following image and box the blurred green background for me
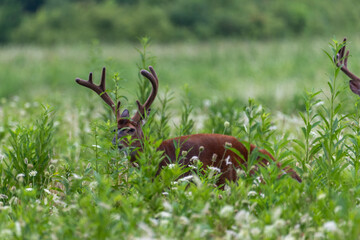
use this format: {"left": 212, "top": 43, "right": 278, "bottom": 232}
{"left": 0, "top": 0, "right": 359, "bottom": 114}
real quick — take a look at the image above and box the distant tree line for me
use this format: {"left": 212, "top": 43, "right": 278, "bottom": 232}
{"left": 0, "top": 0, "right": 358, "bottom": 44}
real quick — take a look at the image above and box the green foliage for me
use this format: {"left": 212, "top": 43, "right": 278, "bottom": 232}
{"left": 2, "top": 106, "right": 54, "bottom": 191}
{"left": 1, "top": 0, "right": 360, "bottom": 44}
{"left": 3, "top": 38, "right": 360, "bottom": 239}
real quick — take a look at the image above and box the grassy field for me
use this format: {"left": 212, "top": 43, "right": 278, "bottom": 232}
{"left": 1, "top": 37, "right": 360, "bottom": 239}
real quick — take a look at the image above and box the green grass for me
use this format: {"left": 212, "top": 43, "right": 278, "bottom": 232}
{"left": 1, "top": 37, "right": 360, "bottom": 239}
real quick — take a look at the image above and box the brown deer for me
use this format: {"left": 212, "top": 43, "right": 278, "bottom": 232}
{"left": 334, "top": 37, "right": 360, "bottom": 96}
{"left": 75, "top": 67, "right": 302, "bottom": 186}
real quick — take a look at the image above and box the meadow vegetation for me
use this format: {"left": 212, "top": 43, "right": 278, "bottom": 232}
{"left": 1, "top": 37, "right": 360, "bottom": 239}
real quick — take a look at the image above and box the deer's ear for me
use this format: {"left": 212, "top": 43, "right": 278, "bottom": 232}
{"left": 121, "top": 109, "right": 130, "bottom": 118}
{"left": 350, "top": 80, "right": 360, "bottom": 96}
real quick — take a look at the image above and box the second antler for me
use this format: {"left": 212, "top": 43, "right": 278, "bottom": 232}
{"left": 334, "top": 37, "right": 360, "bottom": 96}
{"left": 75, "top": 66, "right": 158, "bottom": 123}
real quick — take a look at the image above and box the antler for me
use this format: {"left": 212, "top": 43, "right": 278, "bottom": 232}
{"left": 75, "top": 67, "right": 121, "bottom": 120}
{"left": 334, "top": 38, "right": 360, "bottom": 96}
{"left": 132, "top": 66, "right": 159, "bottom": 123}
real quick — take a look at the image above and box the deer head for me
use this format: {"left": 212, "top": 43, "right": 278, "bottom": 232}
{"left": 75, "top": 66, "right": 159, "bottom": 150}
{"left": 334, "top": 37, "right": 360, "bottom": 96}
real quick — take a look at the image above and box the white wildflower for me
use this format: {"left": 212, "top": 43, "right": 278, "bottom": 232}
{"left": 264, "top": 225, "right": 276, "bottom": 237}
{"left": 224, "top": 121, "right": 230, "bottom": 128}
{"left": 179, "top": 216, "right": 190, "bottom": 225}
{"left": 181, "top": 151, "right": 188, "bottom": 157}
{"left": 138, "top": 222, "right": 154, "bottom": 237}
{"left": 98, "top": 202, "right": 111, "bottom": 210}
{"left": 24, "top": 158, "right": 28, "bottom": 164}
{"left": 323, "top": 221, "right": 337, "bottom": 232}
{"left": 179, "top": 175, "right": 193, "bottom": 182}
{"left": 190, "top": 156, "right": 199, "bottom": 163}
{"left": 89, "top": 181, "right": 98, "bottom": 190}
{"left": 283, "top": 234, "right": 296, "bottom": 240}
{"left": 111, "top": 214, "right": 121, "bottom": 221}
{"left": 158, "top": 211, "right": 171, "bottom": 218}
{"left": 273, "top": 207, "right": 282, "bottom": 220}
{"left": 208, "top": 166, "right": 221, "bottom": 173}
{"left": 250, "top": 227, "right": 261, "bottom": 236}
{"left": 167, "top": 164, "right": 176, "bottom": 169}
{"left": 225, "top": 156, "right": 232, "bottom": 165}
{"left": 248, "top": 191, "right": 257, "bottom": 197}
{"left": 219, "top": 205, "right": 233, "bottom": 218}
{"left": 317, "top": 193, "right": 326, "bottom": 200}
{"left": 24, "top": 102, "right": 31, "bottom": 109}
{"left": 314, "top": 232, "right": 325, "bottom": 239}
{"left": 269, "top": 125, "right": 277, "bottom": 131}
{"left": 274, "top": 219, "right": 286, "bottom": 229}
{"left": 334, "top": 206, "right": 342, "bottom": 214}
{"left": 16, "top": 173, "right": 25, "bottom": 180}
{"left": 72, "top": 173, "right": 82, "bottom": 179}
{"left": 15, "top": 221, "right": 21, "bottom": 237}
{"left": 226, "top": 230, "right": 237, "bottom": 238}
{"left": 43, "top": 189, "right": 51, "bottom": 194}
{"left": 25, "top": 188, "right": 33, "bottom": 192}
{"left": 203, "top": 99, "right": 211, "bottom": 107}
{"left": 92, "top": 144, "right": 101, "bottom": 149}
{"left": 162, "top": 192, "right": 169, "bottom": 196}
{"left": 235, "top": 209, "right": 250, "bottom": 222}
{"left": 29, "top": 170, "right": 37, "bottom": 177}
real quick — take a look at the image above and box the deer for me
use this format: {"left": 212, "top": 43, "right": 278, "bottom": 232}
{"left": 75, "top": 67, "right": 302, "bottom": 186}
{"left": 334, "top": 37, "right": 360, "bottom": 96}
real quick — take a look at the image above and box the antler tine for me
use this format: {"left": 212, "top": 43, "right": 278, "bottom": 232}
{"left": 132, "top": 66, "right": 159, "bottom": 122}
{"left": 334, "top": 38, "right": 360, "bottom": 96}
{"left": 75, "top": 67, "right": 121, "bottom": 119}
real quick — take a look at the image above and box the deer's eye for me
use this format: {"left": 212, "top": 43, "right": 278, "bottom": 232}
{"left": 127, "top": 128, "right": 135, "bottom": 133}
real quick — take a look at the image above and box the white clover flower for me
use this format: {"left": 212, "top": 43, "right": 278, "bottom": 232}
{"left": 25, "top": 188, "right": 33, "bottom": 192}
{"left": 158, "top": 211, "right": 171, "bottom": 218}
{"left": 314, "top": 232, "right": 325, "bottom": 239}
{"left": 219, "top": 205, "right": 234, "bottom": 218}
{"left": 208, "top": 166, "right": 221, "bottom": 173}
{"left": 283, "top": 234, "right": 296, "bottom": 240}
{"left": 179, "top": 216, "right": 190, "bottom": 225}
{"left": 98, "top": 202, "right": 111, "bottom": 210}
{"left": 248, "top": 191, "right": 257, "bottom": 197}
{"left": 269, "top": 125, "right": 277, "bottom": 131}
{"left": 224, "top": 121, "right": 230, "bottom": 128}
{"left": 323, "top": 221, "right": 337, "bottom": 232}
{"left": 317, "top": 193, "right": 326, "bottom": 200}
{"left": 24, "top": 102, "right": 31, "bottom": 109}
{"left": 235, "top": 209, "right": 250, "bottom": 222}
{"left": 167, "top": 164, "right": 176, "bottom": 169}
{"left": 190, "top": 156, "right": 199, "bottom": 163}
{"left": 334, "top": 206, "right": 342, "bottom": 214}
{"left": 250, "top": 227, "right": 261, "bottom": 236}
{"left": 72, "top": 173, "right": 82, "bottom": 179}
{"left": 225, "top": 156, "right": 232, "bottom": 165}
{"left": 274, "top": 219, "right": 286, "bottom": 229}
{"left": 24, "top": 158, "right": 28, "bottom": 164}
{"left": 162, "top": 192, "right": 169, "bottom": 196}
{"left": 89, "top": 181, "right": 98, "bottom": 190}
{"left": 16, "top": 173, "right": 25, "bottom": 180}
{"left": 29, "top": 170, "right": 37, "bottom": 177}
{"left": 179, "top": 175, "right": 193, "bottom": 182}
{"left": 264, "top": 225, "right": 276, "bottom": 237}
